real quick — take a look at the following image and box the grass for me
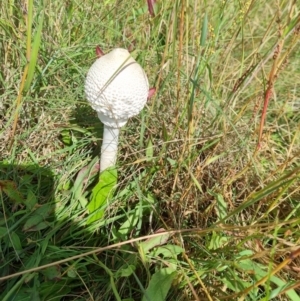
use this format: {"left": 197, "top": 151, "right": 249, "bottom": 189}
{"left": 0, "top": 0, "right": 300, "bottom": 300}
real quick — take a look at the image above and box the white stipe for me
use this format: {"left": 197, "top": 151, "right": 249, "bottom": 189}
{"left": 100, "top": 126, "right": 120, "bottom": 172}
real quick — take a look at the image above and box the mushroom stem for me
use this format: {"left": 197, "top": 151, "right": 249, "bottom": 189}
{"left": 100, "top": 126, "right": 120, "bottom": 172}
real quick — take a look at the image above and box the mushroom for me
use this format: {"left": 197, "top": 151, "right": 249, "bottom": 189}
{"left": 85, "top": 47, "right": 155, "bottom": 172}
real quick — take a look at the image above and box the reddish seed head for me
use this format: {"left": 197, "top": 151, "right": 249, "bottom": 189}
{"left": 148, "top": 87, "right": 156, "bottom": 99}
{"left": 96, "top": 45, "right": 104, "bottom": 58}
{"left": 147, "top": 0, "right": 156, "bottom": 17}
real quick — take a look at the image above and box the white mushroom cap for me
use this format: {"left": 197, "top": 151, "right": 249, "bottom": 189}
{"left": 85, "top": 48, "right": 149, "bottom": 128}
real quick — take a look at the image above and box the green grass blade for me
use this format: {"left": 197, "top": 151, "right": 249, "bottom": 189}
{"left": 217, "top": 167, "right": 300, "bottom": 224}
{"left": 26, "top": 0, "right": 33, "bottom": 58}
{"left": 200, "top": 12, "right": 208, "bottom": 47}
{"left": 23, "top": 10, "right": 44, "bottom": 93}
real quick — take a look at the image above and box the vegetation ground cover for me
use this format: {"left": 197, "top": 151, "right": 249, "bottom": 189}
{"left": 0, "top": 0, "right": 300, "bottom": 300}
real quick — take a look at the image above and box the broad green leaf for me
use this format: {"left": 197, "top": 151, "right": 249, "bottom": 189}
{"left": 25, "top": 189, "right": 38, "bottom": 210}
{"left": 23, "top": 204, "right": 52, "bottom": 231}
{"left": 41, "top": 266, "right": 61, "bottom": 280}
{"left": 35, "top": 203, "right": 53, "bottom": 218}
{"left": 142, "top": 267, "right": 177, "bottom": 301}
{"left": 115, "top": 264, "right": 136, "bottom": 277}
{"left": 67, "top": 267, "right": 77, "bottom": 278}
{"left": 9, "top": 232, "right": 22, "bottom": 252}
{"left": 150, "top": 245, "right": 184, "bottom": 259}
{"left": 87, "top": 167, "right": 117, "bottom": 224}
{"left": 139, "top": 231, "right": 170, "bottom": 254}
{"left": 0, "top": 180, "right": 25, "bottom": 203}
{"left": 167, "top": 157, "right": 176, "bottom": 167}
{"left": 31, "top": 221, "right": 49, "bottom": 231}
{"left": 22, "top": 214, "right": 43, "bottom": 232}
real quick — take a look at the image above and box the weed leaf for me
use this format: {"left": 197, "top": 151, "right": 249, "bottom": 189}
{"left": 10, "top": 232, "right": 22, "bottom": 252}
{"left": 23, "top": 215, "right": 46, "bottom": 232}
{"left": 116, "top": 265, "right": 136, "bottom": 277}
{"left": 72, "top": 156, "right": 99, "bottom": 207}
{"left": 87, "top": 167, "right": 117, "bottom": 224}
{"left": 23, "top": 204, "right": 52, "bottom": 232}
{"left": 150, "top": 245, "right": 184, "bottom": 259}
{"left": 139, "top": 230, "right": 170, "bottom": 253}
{"left": 41, "top": 266, "right": 61, "bottom": 280}
{"left": 142, "top": 267, "right": 177, "bottom": 301}
{"left": 0, "top": 180, "right": 25, "bottom": 204}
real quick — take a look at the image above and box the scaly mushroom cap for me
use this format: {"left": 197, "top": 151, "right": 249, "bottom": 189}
{"left": 85, "top": 48, "right": 149, "bottom": 128}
